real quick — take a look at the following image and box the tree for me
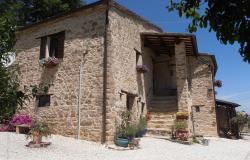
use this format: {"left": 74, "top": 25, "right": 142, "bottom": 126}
{"left": 231, "top": 112, "right": 248, "bottom": 136}
{"left": 0, "top": 64, "right": 30, "bottom": 122}
{"left": 15, "top": 0, "right": 85, "bottom": 25}
{"left": 167, "top": 0, "right": 250, "bottom": 63}
{"left": 0, "top": 0, "right": 85, "bottom": 122}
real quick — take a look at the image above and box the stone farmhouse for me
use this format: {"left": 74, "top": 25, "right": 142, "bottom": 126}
{"left": 15, "top": 0, "right": 233, "bottom": 143}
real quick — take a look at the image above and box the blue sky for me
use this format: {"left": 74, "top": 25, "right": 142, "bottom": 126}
{"left": 86, "top": 0, "right": 250, "bottom": 114}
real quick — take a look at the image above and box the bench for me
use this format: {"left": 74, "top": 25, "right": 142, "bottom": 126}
{"left": 16, "top": 124, "right": 31, "bottom": 134}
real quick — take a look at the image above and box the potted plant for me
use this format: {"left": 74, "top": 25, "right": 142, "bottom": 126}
{"left": 174, "top": 121, "right": 189, "bottom": 141}
{"left": 135, "top": 117, "right": 147, "bottom": 137}
{"left": 136, "top": 65, "right": 149, "bottom": 73}
{"left": 40, "top": 57, "right": 60, "bottom": 68}
{"left": 214, "top": 80, "right": 222, "bottom": 88}
{"left": 26, "top": 120, "right": 52, "bottom": 144}
{"left": 126, "top": 123, "right": 138, "bottom": 140}
{"left": 115, "top": 111, "right": 131, "bottom": 147}
{"left": 176, "top": 112, "right": 189, "bottom": 120}
{"left": 115, "top": 111, "right": 142, "bottom": 147}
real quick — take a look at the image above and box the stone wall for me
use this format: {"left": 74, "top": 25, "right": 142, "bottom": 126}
{"left": 175, "top": 42, "right": 191, "bottom": 112}
{"left": 105, "top": 6, "right": 161, "bottom": 142}
{"left": 188, "top": 55, "right": 218, "bottom": 136}
{"left": 15, "top": 5, "right": 106, "bottom": 142}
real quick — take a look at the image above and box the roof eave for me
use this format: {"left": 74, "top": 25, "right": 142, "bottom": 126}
{"left": 216, "top": 99, "right": 241, "bottom": 107}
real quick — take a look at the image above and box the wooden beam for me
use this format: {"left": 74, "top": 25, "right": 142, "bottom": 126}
{"left": 121, "top": 89, "right": 138, "bottom": 97}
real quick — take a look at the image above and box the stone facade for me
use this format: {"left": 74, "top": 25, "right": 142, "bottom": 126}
{"left": 14, "top": 0, "right": 218, "bottom": 144}
{"left": 15, "top": 4, "right": 107, "bottom": 142}
{"left": 188, "top": 55, "right": 218, "bottom": 136}
{"left": 105, "top": 6, "right": 161, "bottom": 142}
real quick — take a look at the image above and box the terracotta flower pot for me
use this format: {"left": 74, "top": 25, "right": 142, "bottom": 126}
{"left": 177, "top": 129, "right": 188, "bottom": 133}
{"left": 176, "top": 129, "right": 189, "bottom": 141}
{"left": 176, "top": 115, "right": 189, "bottom": 120}
{"left": 32, "top": 131, "right": 42, "bottom": 144}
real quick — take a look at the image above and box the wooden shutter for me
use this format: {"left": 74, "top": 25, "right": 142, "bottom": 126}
{"left": 49, "top": 36, "right": 57, "bottom": 57}
{"left": 57, "top": 31, "right": 65, "bottom": 59}
{"left": 40, "top": 37, "right": 47, "bottom": 59}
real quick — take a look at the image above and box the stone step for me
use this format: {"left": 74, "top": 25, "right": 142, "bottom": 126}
{"left": 148, "top": 119, "right": 174, "bottom": 123}
{"left": 150, "top": 101, "right": 177, "bottom": 105}
{"left": 147, "top": 123, "right": 173, "bottom": 129}
{"left": 147, "top": 119, "right": 173, "bottom": 124}
{"left": 151, "top": 96, "right": 177, "bottom": 101}
{"left": 149, "top": 106, "right": 178, "bottom": 112}
{"left": 149, "top": 112, "right": 176, "bottom": 118}
{"left": 146, "top": 111, "right": 176, "bottom": 137}
{"left": 147, "top": 118, "right": 174, "bottom": 127}
{"left": 149, "top": 104, "right": 177, "bottom": 108}
{"left": 147, "top": 128, "right": 172, "bottom": 136}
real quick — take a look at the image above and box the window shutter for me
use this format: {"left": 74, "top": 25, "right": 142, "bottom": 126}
{"left": 40, "top": 37, "right": 47, "bottom": 59}
{"left": 57, "top": 32, "right": 65, "bottom": 59}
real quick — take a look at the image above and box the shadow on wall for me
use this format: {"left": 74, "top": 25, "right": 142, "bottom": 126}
{"left": 40, "top": 66, "right": 59, "bottom": 84}
{"left": 140, "top": 47, "right": 154, "bottom": 109}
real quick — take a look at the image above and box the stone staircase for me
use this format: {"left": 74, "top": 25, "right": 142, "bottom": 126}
{"left": 147, "top": 96, "right": 178, "bottom": 137}
{"left": 147, "top": 112, "right": 176, "bottom": 137}
{"left": 149, "top": 96, "right": 178, "bottom": 112}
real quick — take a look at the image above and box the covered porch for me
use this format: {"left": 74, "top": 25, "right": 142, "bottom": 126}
{"left": 141, "top": 32, "right": 198, "bottom": 112}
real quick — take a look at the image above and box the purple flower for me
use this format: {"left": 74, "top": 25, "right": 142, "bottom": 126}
{"left": 136, "top": 65, "right": 149, "bottom": 73}
{"left": 214, "top": 80, "right": 222, "bottom": 88}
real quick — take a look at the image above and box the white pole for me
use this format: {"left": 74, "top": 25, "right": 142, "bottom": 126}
{"left": 77, "top": 60, "right": 83, "bottom": 139}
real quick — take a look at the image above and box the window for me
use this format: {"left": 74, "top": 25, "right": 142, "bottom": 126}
{"left": 141, "top": 102, "right": 145, "bottom": 117}
{"left": 37, "top": 95, "right": 51, "bottom": 107}
{"left": 40, "top": 31, "right": 65, "bottom": 59}
{"left": 195, "top": 106, "right": 200, "bottom": 112}
{"left": 126, "top": 95, "right": 135, "bottom": 111}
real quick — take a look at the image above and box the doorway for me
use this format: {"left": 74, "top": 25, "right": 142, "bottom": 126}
{"left": 153, "top": 60, "right": 176, "bottom": 96}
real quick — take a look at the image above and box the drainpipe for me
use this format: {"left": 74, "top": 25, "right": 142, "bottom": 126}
{"left": 77, "top": 50, "right": 88, "bottom": 139}
{"left": 101, "top": 0, "right": 110, "bottom": 144}
{"left": 77, "top": 56, "right": 84, "bottom": 139}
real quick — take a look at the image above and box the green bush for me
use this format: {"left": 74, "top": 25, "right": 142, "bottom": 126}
{"left": 126, "top": 124, "right": 138, "bottom": 138}
{"left": 137, "top": 117, "right": 147, "bottom": 131}
{"left": 231, "top": 112, "right": 248, "bottom": 135}
{"left": 174, "top": 121, "right": 188, "bottom": 130}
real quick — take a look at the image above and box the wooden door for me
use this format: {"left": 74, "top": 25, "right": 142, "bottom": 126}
{"left": 154, "top": 61, "right": 168, "bottom": 96}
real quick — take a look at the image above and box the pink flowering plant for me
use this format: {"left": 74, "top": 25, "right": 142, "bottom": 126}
{"left": 136, "top": 64, "right": 149, "bottom": 73}
{"left": 214, "top": 80, "right": 222, "bottom": 88}
{"left": 10, "top": 114, "right": 32, "bottom": 126}
{"left": 0, "top": 124, "right": 13, "bottom": 132}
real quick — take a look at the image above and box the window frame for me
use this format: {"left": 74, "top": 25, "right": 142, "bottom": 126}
{"left": 39, "top": 31, "right": 65, "bottom": 60}
{"left": 36, "top": 95, "right": 51, "bottom": 108}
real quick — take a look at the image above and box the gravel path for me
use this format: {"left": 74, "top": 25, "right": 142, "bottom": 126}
{"left": 1, "top": 132, "right": 250, "bottom": 160}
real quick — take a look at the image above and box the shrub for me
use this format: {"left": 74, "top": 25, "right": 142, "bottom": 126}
{"left": 174, "top": 121, "right": 188, "bottom": 130}
{"left": 231, "top": 112, "right": 248, "bottom": 136}
{"left": 10, "top": 114, "right": 32, "bottom": 126}
{"left": 126, "top": 124, "right": 138, "bottom": 138}
{"left": 137, "top": 117, "right": 147, "bottom": 131}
